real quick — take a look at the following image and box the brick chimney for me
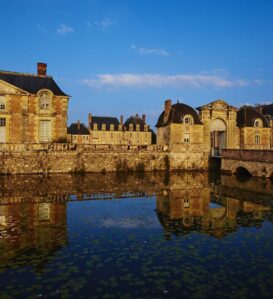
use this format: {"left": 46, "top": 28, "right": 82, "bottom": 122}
{"left": 142, "top": 114, "right": 146, "bottom": 124}
{"left": 88, "top": 113, "right": 92, "bottom": 125}
{"left": 77, "top": 120, "right": 80, "bottom": 130}
{"left": 165, "top": 99, "right": 172, "bottom": 114}
{"left": 37, "top": 62, "right": 47, "bottom": 76}
{"left": 120, "top": 115, "right": 124, "bottom": 125}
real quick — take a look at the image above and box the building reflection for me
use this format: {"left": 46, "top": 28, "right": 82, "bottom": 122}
{"left": 0, "top": 171, "right": 273, "bottom": 266}
{"left": 156, "top": 173, "right": 273, "bottom": 239}
{"left": 0, "top": 200, "right": 67, "bottom": 271}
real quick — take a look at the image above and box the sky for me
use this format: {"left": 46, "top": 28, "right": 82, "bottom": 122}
{"left": 1, "top": 0, "right": 273, "bottom": 127}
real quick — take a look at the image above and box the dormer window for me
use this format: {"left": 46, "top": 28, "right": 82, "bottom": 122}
{"left": 183, "top": 115, "right": 193, "bottom": 124}
{"left": 39, "top": 92, "right": 51, "bottom": 110}
{"left": 254, "top": 119, "right": 263, "bottom": 128}
{"left": 0, "top": 96, "right": 6, "bottom": 111}
{"left": 129, "top": 123, "right": 133, "bottom": 131}
{"left": 102, "top": 124, "right": 106, "bottom": 130}
{"left": 110, "top": 124, "right": 114, "bottom": 131}
{"left": 136, "top": 124, "right": 140, "bottom": 131}
{"left": 93, "top": 123, "right": 98, "bottom": 130}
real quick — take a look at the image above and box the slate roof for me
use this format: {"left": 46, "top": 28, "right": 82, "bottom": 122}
{"left": 0, "top": 71, "right": 68, "bottom": 96}
{"left": 257, "top": 104, "right": 273, "bottom": 117}
{"left": 156, "top": 103, "right": 202, "bottom": 127}
{"left": 237, "top": 106, "right": 269, "bottom": 128}
{"left": 67, "top": 123, "right": 90, "bottom": 135}
{"left": 90, "top": 116, "right": 120, "bottom": 130}
{"left": 124, "top": 116, "right": 146, "bottom": 131}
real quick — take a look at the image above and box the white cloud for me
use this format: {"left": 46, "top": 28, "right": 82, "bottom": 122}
{"left": 83, "top": 73, "right": 255, "bottom": 89}
{"left": 57, "top": 24, "right": 74, "bottom": 35}
{"left": 131, "top": 44, "right": 169, "bottom": 56}
{"left": 93, "top": 17, "right": 114, "bottom": 29}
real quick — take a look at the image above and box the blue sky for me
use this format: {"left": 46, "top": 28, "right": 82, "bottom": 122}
{"left": 1, "top": 0, "right": 273, "bottom": 127}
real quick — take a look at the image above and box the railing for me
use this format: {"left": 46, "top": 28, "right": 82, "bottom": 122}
{"left": 222, "top": 149, "right": 273, "bottom": 163}
{"left": 0, "top": 143, "right": 169, "bottom": 153}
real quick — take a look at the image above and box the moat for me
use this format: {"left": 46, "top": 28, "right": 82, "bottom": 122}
{"left": 1, "top": 172, "right": 273, "bottom": 298}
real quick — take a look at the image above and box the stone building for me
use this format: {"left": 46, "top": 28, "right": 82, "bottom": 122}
{"left": 196, "top": 100, "right": 238, "bottom": 156}
{"left": 67, "top": 121, "right": 90, "bottom": 144}
{"left": 0, "top": 63, "right": 69, "bottom": 143}
{"left": 156, "top": 98, "right": 272, "bottom": 157}
{"left": 156, "top": 99, "right": 204, "bottom": 152}
{"left": 237, "top": 106, "right": 271, "bottom": 149}
{"left": 88, "top": 113, "right": 153, "bottom": 145}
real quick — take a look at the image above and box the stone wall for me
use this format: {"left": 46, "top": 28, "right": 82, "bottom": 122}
{"left": 0, "top": 143, "right": 209, "bottom": 174}
{"left": 221, "top": 149, "right": 273, "bottom": 177}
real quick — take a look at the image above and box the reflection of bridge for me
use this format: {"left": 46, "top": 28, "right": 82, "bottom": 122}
{"left": 221, "top": 149, "right": 273, "bottom": 178}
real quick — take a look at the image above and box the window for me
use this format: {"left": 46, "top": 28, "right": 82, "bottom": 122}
{"left": 93, "top": 123, "right": 98, "bottom": 130}
{"left": 183, "top": 115, "right": 193, "bottom": 124}
{"left": 0, "top": 118, "right": 6, "bottom": 126}
{"left": 39, "top": 92, "right": 51, "bottom": 110}
{"left": 110, "top": 124, "right": 114, "bottom": 131}
{"left": 102, "top": 124, "right": 106, "bottom": 130}
{"left": 136, "top": 124, "right": 140, "bottom": 131}
{"left": 254, "top": 119, "right": 262, "bottom": 128}
{"left": 184, "top": 198, "right": 190, "bottom": 208}
{"left": 39, "top": 120, "right": 51, "bottom": 142}
{"left": 184, "top": 133, "right": 190, "bottom": 143}
{"left": 255, "top": 134, "right": 260, "bottom": 145}
{"left": 0, "top": 97, "right": 6, "bottom": 111}
{"left": 129, "top": 123, "right": 133, "bottom": 131}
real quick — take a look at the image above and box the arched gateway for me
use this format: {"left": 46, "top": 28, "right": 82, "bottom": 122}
{"left": 210, "top": 118, "right": 227, "bottom": 156}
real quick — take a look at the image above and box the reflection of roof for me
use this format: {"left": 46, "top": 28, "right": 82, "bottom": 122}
{"left": 156, "top": 103, "right": 202, "bottom": 127}
{"left": 68, "top": 123, "right": 90, "bottom": 135}
{"left": 90, "top": 116, "right": 120, "bottom": 130}
{"left": 0, "top": 70, "right": 68, "bottom": 96}
{"left": 124, "top": 116, "right": 146, "bottom": 130}
{"left": 237, "top": 106, "right": 269, "bottom": 127}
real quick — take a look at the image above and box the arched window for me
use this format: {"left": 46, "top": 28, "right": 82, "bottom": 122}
{"left": 254, "top": 119, "right": 263, "bottom": 128}
{"left": 183, "top": 115, "right": 193, "bottom": 124}
{"left": 39, "top": 92, "right": 51, "bottom": 110}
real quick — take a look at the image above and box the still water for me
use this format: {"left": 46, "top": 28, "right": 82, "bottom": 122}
{"left": 1, "top": 172, "right": 273, "bottom": 298}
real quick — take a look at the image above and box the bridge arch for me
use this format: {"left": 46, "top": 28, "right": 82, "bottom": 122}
{"left": 231, "top": 162, "right": 252, "bottom": 177}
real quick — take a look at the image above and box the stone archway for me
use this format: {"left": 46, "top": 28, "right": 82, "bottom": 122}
{"left": 210, "top": 118, "right": 227, "bottom": 156}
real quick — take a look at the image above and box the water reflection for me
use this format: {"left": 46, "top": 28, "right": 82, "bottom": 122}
{"left": 157, "top": 173, "right": 273, "bottom": 239}
{"left": 1, "top": 172, "right": 273, "bottom": 297}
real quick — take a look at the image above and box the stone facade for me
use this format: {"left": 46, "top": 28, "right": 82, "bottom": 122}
{"left": 88, "top": 114, "right": 153, "bottom": 145}
{"left": 0, "top": 63, "right": 69, "bottom": 143}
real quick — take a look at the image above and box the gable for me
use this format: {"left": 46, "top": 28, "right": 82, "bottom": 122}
{"left": 197, "top": 99, "right": 238, "bottom": 111}
{"left": 0, "top": 80, "right": 28, "bottom": 95}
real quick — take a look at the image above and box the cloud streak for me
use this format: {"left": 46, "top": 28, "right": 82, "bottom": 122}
{"left": 83, "top": 73, "right": 254, "bottom": 89}
{"left": 57, "top": 24, "right": 74, "bottom": 34}
{"left": 93, "top": 17, "right": 114, "bottom": 29}
{"left": 131, "top": 44, "right": 169, "bottom": 56}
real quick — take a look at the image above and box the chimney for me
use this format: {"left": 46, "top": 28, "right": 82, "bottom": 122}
{"left": 120, "top": 115, "right": 124, "bottom": 125}
{"left": 37, "top": 62, "right": 47, "bottom": 76}
{"left": 165, "top": 99, "right": 172, "bottom": 114}
{"left": 88, "top": 113, "right": 92, "bottom": 125}
{"left": 142, "top": 114, "right": 146, "bottom": 124}
{"left": 77, "top": 120, "right": 80, "bottom": 130}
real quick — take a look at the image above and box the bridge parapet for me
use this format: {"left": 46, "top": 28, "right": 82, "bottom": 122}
{"left": 222, "top": 149, "right": 273, "bottom": 163}
{"left": 222, "top": 149, "right": 273, "bottom": 178}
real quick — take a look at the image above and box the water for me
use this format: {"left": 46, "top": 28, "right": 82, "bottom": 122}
{"left": 1, "top": 172, "right": 273, "bottom": 298}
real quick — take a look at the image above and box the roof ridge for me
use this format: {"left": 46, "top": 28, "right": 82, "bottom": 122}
{"left": 0, "top": 70, "right": 53, "bottom": 78}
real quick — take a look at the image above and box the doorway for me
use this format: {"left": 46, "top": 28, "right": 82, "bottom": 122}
{"left": 210, "top": 118, "right": 226, "bottom": 156}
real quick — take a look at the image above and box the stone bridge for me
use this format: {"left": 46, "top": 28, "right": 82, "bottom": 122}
{"left": 221, "top": 149, "right": 273, "bottom": 178}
